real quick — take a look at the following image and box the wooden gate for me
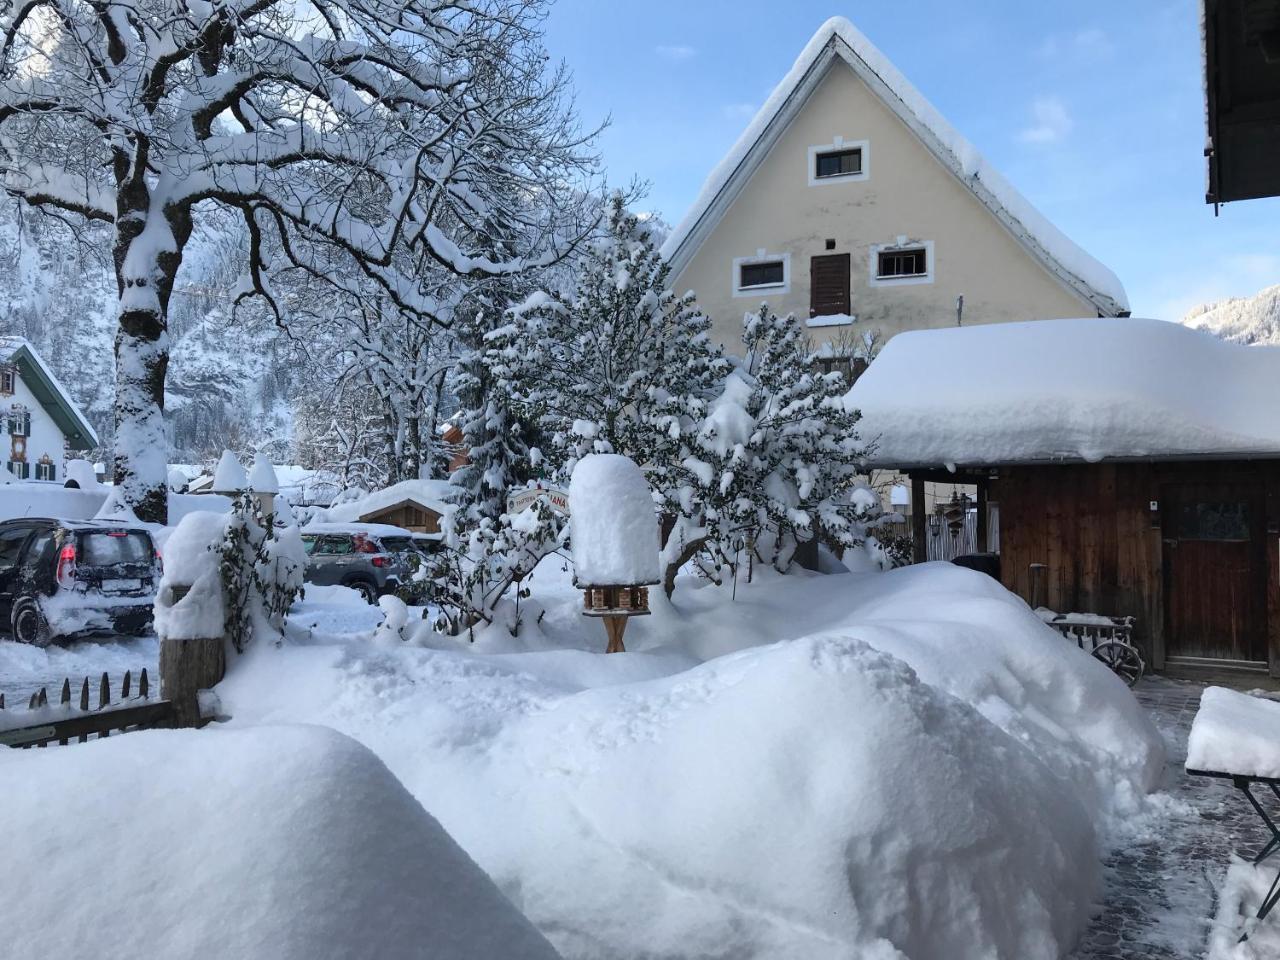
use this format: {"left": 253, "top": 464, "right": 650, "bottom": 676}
{"left": 1161, "top": 482, "right": 1268, "bottom": 667}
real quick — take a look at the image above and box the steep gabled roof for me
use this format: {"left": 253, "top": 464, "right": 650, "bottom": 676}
{"left": 661, "top": 17, "right": 1129, "bottom": 316}
{"left": 0, "top": 337, "right": 98, "bottom": 449}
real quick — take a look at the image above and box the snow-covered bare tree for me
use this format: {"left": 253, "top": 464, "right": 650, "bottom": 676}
{"left": 0, "top": 0, "right": 597, "bottom": 521}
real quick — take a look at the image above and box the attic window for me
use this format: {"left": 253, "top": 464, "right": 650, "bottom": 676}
{"left": 0, "top": 367, "right": 14, "bottom": 396}
{"left": 807, "top": 139, "right": 869, "bottom": 186}
{"left": 877, "top": 248, "right": 928, "bottom": 278}
{"left": 815, "top": 148, "right": 862, "bottom": 179}
{"left": 733, "top": 252, "right": 790, "bottom": 296}
{"left": 870, "top": 240, "right": 935, "bottom": 286}
{"left": 739, "top": 261, "right": 785, "bottom": 289}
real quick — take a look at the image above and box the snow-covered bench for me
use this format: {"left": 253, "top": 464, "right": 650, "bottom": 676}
{"left": 1186, "top": 686, "right": 1280, "bottom": 938}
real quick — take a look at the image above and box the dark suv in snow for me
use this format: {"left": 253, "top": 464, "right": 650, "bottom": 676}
{"left": 0, "top": 518, "right": 160, "bottom": 645}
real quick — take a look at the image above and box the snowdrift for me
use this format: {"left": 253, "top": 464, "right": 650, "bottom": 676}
{"left": 0, "top": 725, "right": 559, "bottom": 960}
{"left": 217, "top": 562, "right": 1163, "bottom": 960}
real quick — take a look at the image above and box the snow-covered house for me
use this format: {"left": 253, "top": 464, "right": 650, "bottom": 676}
{"left": 0, "top": 338, "right": 97, "bottom": 481}
{"left": 662, "top": 17, "right": 1130, "bottom": 360}
{"left": 846, "top": 317, "right": 1280, "bottom": 681}
{"left": 316, "top": 478, "right": 452, "bottom": 535}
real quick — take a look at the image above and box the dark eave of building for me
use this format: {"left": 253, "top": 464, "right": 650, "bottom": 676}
{"left": 1204, "top": 0, "right": 1280, "bottom": 205}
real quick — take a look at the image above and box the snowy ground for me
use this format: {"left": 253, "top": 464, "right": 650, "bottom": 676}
{"left": 214, "top": 559, "right": 1163, "bottom": 959}
{"left": 1067, "top": 678, "right": 1280, "bottom": 959}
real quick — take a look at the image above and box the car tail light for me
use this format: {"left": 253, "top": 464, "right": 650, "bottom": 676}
{"left": 155, "top": 548, "right": 163, "bottom": 574}
{"left": 56, "top": 543, "right": 77, "bottom": 588}
{"left": 371, "top": 555, "right": 391, "bottom": 568}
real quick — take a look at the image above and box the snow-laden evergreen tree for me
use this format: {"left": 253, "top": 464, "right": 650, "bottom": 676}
{"left": 677, "top": 303, "right": 876, "bottom": 581}
{"left": 0, "top": 0, "right": 597, "bottom": 521}
{"left": 493, "top": 193, "right": 727, "bottom": 483}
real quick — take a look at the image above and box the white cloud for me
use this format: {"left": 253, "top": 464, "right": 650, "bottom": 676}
{"left": 655, "top": 44, "right": 696, "bottom": 61}
{"left": 722, "top": 102, "right": 756, "bottom": 120}
{"left": 1018, "top": 96, "right": 1073, "bottom": 145}
{"left": 1038, "top": 27, "right": 1114, "bottom": 60}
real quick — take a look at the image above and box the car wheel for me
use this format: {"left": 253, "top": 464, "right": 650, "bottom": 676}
{"left": 347, "top": 580, "right": 378, "bottom": 604}
{"left": 11, "top": 597, "right": 53, "bottom": 647}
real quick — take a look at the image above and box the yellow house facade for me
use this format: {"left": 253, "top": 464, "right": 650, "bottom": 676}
{"left": 662, "top": 17, "right": 1129, "bottom": 359}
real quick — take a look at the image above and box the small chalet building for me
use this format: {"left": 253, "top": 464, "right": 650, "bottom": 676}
{"left": 0, "top": 338, "right": 98, "bottom": 481}
{"left": 846, "top": 318, "right": 1280, "bottom": 681}
{"left": 662, "top": 17, "right": 1129, "bottom": 358}
{"left": 321, "top": 478, "right": 451, "bottom": 535}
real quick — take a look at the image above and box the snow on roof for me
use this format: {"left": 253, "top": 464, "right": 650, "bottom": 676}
{"left": 301, "top": 521, "right": 415, "bottom": 539}
{"left": 661, "top": 17, "right": 1129, "bottom": 316}
{"left": 0, "top": 336, "right": 99, "bottom": 448}
{"left": 322, "top": 478, "right": 453, "bottom": 524}
{"left": 568, "top": 454, "right": 660, "bottom": 585}
{"left": 1, "top": 725, "right": 561, "bottom": 958}
{"left": 844, "top": 317, "right": 1280, "bottom": 466}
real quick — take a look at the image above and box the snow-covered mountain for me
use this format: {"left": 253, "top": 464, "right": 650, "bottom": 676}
{"left": 1181, "top": 284, "right": 1280, "bottom": 346}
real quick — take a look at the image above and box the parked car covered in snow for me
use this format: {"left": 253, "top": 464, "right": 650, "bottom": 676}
{"left": 0, "top": 518, "right": 160, "bottom": 645}
{"left": 299, "top": 523, "right": 413, "bottom": 603}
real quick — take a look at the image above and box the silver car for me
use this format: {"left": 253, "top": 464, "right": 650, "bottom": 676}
{"left": 299, "top": 523, "right": 412, "bottom": 603}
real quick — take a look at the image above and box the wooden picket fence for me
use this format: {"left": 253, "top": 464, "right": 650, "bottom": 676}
{"left": 0, "top": 669, "right": 175, "bottom": 748}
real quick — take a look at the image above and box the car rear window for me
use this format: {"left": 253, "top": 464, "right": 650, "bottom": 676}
{"left": 80, "top": 531, "right": 152, "bottom": 566}
{"left": 379, "top": 537, "right": 414, "bottom": 553}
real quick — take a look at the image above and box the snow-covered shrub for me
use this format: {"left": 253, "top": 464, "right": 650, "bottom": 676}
{"left": 154, "top": 511, "right": 229, "bottom": 641}
{"left": 211, "top": 492, "right": 305, "bottom": 653}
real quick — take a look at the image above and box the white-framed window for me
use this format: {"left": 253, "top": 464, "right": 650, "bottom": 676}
{"left": 35, "top": 459, "right": 54, "bottom": 481}
{"left": 7, "top": 461, "right": 28, "bottom": 479}
{"left": 869, "top": 239, "right": 935, "bottom": 287}
{"left": 732, "top": 250, "right": 790, "bottom": 297}
{"left": 807, "top": 137, "right": 870, "bottom": 186}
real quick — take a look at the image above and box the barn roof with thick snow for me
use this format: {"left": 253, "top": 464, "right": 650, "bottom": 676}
{"left": 844, "top": 317, "right": 1280, "bottom": 467}
{"left": 661, "top": 17, "right": 1130, "bottom": 317}
{"left": 0, "top": 337, "right": 98, "bottom": 449}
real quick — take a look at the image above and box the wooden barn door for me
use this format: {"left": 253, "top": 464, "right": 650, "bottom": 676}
{"left": 809, "top": 254, "right": 850, "bottom": 318}
{"left": 1162, "top": 482, "right": 1268, "bottom": 667}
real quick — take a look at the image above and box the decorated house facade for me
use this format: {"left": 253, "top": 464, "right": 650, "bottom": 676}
{"left": 0, "top": 338, "right": 98, "bottom": 481}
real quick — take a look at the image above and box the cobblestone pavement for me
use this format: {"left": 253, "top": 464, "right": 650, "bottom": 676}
{"left": 1069, "top": 677, "right": 1275, "bottom": 959}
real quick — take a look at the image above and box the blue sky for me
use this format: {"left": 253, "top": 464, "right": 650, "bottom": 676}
{"left": 543, "top": 0, "right": 1280, "bottom": 319}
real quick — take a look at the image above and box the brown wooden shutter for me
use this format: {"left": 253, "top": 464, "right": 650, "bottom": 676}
{"left": 809, "top": 254, "right": 850, "bottom": 317}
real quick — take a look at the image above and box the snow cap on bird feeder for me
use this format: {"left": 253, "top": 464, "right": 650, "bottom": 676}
{"left": 568, "top": 454, "right": 660, "bottom": 653}
{"left": 211, "top": 450, "right": 248, "bottom": 496}
{"left": 249, "top": 453, "right": 279, "bottom": 516}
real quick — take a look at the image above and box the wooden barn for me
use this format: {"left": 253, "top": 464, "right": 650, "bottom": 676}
{"left": 847, "top": 317, "right": 1280, "bottom": 682}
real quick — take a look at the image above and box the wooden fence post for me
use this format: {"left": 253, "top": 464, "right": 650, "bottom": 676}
{"left": 159, "top": 635, "right": 225, "bottom": 728}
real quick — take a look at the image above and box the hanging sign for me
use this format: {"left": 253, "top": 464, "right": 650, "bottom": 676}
{"left": 507, "top": 485, "right": 570, "bottom": 516}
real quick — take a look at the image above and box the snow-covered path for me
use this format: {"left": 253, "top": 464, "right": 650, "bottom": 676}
{"left": 1068, "top": 677, "right": 1280, "bottom": 958}
{"left": 0, "top": 634, "right": 158, "bottom": 707}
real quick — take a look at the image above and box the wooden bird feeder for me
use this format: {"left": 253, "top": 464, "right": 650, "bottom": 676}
{"left": 581, "top": 584, "right": 651, "bottom": 653}
{"left": 568, "top": 454, "right": 662, "bottom": 655}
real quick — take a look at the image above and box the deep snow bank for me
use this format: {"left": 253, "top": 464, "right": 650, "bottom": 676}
{"left": 0, "top": 725, "right": 559, "bottom": 960}
{"left": 217, "top": 562, "right": 1163, "bottom": 959}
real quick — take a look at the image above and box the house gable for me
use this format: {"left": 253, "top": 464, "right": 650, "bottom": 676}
{"left": 663, "top": 17, "right": 1128, "bottom": 345}
{"left": 0, "top": 339, "right": 98, "bottom": 450}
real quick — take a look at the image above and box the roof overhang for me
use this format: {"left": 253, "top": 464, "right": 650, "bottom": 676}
{"left": 664, "top": 33, "right": 1129, "bottom": 317}
{"left": 865, "top": 450, "right": 1280, "bottom": 475}
{"left": 1204, "top": 0, "right": 1280, "bottom": 204}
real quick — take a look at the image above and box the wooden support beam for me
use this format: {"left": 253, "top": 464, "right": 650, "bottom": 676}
{"left": 976, "top": 479, "right": 989, "bottom": 553}
{"left": 911, "top": 476, "right": 927, "bottom": 564}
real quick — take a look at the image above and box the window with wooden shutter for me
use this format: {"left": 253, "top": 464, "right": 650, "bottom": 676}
{"left": 809, "top": 254, "right": 851, "bottom": 318}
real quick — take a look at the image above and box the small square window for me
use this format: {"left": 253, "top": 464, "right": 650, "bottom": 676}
{"left": 877, "top": 247, "right": 928, "bottom": 279}
{"left": 739, "top": 260, "right": 785, "bottom": 289}
{"left": 815, "top": 148, "right": 862, "bottom": 179}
